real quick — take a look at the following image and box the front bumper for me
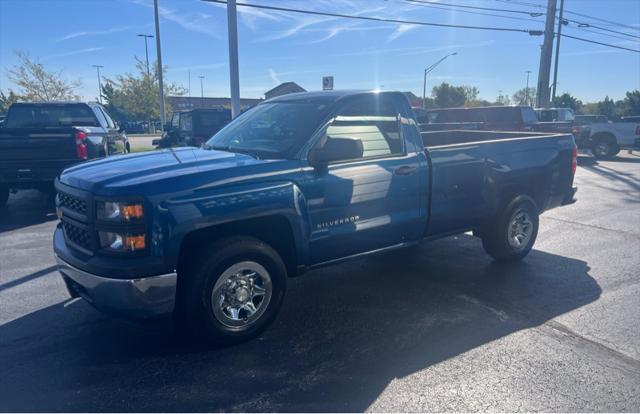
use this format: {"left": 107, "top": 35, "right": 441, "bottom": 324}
{"left": 56, "top": 255, "right": 177, "bottom": 319}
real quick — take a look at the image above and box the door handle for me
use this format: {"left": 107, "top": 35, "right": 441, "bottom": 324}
{"left": 394, "top": 165, "right": 417, "bottom": 176}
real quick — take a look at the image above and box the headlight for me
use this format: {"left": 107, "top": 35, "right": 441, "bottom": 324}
{"left": 99, "top": 231, "right": 146, "bottom": 252}
{"left": 97, "top": 201, "right": 144, "bottom": 222}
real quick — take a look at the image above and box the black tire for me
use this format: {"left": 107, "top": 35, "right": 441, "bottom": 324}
{"left": 481, "top": 195, "right": 539, "bottom": 262}
{"left": 175, "top": 236, "right": 287, "bottom": 346}
{"left": 591, "top": 135, "right": 618, "bottom": 159}
{"left": 0, "top": 184, "right": 9, "bottom": 208}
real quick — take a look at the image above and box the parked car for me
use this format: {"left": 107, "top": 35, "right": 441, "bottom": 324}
{"left": 535, "top": 107, "right": 575, "bottom": 122}
{"left": 422, "top": 105, "right": 575, "bottom": 136}
{"left": 54, "top": 91, "right": 577, "bottom": 345}
{"left": 575, "top": 114, "right": 609, "bottom": 124}
{"left": 620, "top": 115, "right": 640, "bottom": 123}
{"left": 0, "top": 102, "right": 128, "bottom": 207}
{"left": 154, "top": 108, "right": 232, "bottom": 148}
{"left": 580, "top": 120, "right": 640, "bottom": 158}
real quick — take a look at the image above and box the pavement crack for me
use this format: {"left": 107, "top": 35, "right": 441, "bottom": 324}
{"left": 542, "top": 216, "right": 640, "bottom": 238}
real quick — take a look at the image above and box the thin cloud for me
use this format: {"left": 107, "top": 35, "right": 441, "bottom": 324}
{"left": 269, "top": 68, "right": 281, "bottom": 84}
{"left": 388, "top": 24, "right": 417, "bottom": 42}
{"left": 49, "top": 47, "right": 105, "bottom": 58}
{"left": 58, "top": 26, "right": 134, "bottom": 41}
{"left": 130, "top": 0, "right": 221, "bottom": 38}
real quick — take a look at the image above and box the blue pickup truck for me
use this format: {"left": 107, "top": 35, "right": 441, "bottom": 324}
{"left": 54, "top": 91, "right": 577, "bottom": 345}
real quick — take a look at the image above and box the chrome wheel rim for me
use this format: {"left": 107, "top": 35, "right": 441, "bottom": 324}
{"left": 507, "top": 210, "right": 533, "bottom": 250}
{"left": 211, "top": 261, "right": 272, "bottom": 328}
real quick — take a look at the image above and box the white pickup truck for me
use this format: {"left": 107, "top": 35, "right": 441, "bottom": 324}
{"left": 575, "top": 120, "right": 640, "bottom": 159}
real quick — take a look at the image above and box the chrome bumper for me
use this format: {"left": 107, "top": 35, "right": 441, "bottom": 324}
{"left": 56, "top": 255, "right": 177, "bottom": 318}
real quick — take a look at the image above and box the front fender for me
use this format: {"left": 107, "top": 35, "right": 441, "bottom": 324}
{"left": 157, "top": 180, "right": 310, "bottom": 269}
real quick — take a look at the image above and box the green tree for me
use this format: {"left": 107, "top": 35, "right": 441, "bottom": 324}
{"left": 552, "top": 92, "right": 582, "bottom": 112}
{"left": 7, "top": 50, "right": 81, "bottom": 101}
{"left": 102, "top": 57, "right": 185, "bottom": 127}
{"left": 0, "top": 89, "right": 22, "bottom": 115}
{"left": 622, "top": 90, "right": 640, "bottom": 116}
{"left": 597, "top": 96, "right": 617, "bottom": 120}
{"left": 512, "top": 87, "right": 536, "bottom": 106}
{"left": 431, "top": 82, "right": 467, "bottom": 108}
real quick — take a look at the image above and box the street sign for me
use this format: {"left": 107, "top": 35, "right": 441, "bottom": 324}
{"left": 322, "top": 76, "right": 334, "bottom": 91}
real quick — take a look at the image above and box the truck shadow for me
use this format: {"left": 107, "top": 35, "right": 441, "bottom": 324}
{"left": 0, "top": 190, "right": 57, "bottom": 234}
{"left": 0, "top": 235, "right": 600, "bottom": 412}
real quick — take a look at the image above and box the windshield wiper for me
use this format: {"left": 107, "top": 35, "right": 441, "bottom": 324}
{"left": 204, "top": 144, "right": 259, "bottom": 159}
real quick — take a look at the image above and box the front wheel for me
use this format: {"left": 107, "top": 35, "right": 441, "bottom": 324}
{"left": 481, "top": 196, "right": 539, "bottom": 262}
{"left": 175, "top": 236, "right": 287, "bottom": 346}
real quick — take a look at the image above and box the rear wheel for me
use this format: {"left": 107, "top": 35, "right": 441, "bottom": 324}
{"left": 481, "top": 196, "right": 539, "bottom": 262}
{"left": 175, "top": 236, "right": 287, "bottom": 346}
{"left": 0, "top": 184, "right": 9, "bottom": 208}
{"left": 591, "top": 134, "right": 618, "bottom": 159}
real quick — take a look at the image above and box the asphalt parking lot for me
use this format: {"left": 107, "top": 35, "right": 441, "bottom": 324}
{"left": 0, "top": 153, "right": 639, "bottom": 412}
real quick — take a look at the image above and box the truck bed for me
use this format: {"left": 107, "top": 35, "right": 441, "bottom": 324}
{"left": 421, "top": 130, "right": 576, "bottom": 237}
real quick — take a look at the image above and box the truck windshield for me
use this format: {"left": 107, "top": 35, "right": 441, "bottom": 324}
{"left": 205, "top": 102, "right": 328, "bottom": 158}
{"left": 6, "top": 105, "right": 99, "bottom": 128}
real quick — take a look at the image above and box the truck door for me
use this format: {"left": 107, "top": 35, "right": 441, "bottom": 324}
{"left": 304, "top": 94, "right": 422, "bottom": 264}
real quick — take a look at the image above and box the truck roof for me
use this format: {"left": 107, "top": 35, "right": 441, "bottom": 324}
{"left": 267, "top": 90, "right": 403, "bottom": 104}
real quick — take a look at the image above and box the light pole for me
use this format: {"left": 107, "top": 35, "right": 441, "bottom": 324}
{"left": 525, "top": 70, "right": 532, "bottom": 106}
{"left": 199, "top": 75, "right": 205, "bottom": 106}
{"left": 422, "top": 52, "right": 457, "bottom": 109}
{"left": 92, "top": 65, "right": 104, "bottom": 104}
{"left": 137, "top": 34, "right": 154, "bottom": 77}
{"left": 153, "top": 0, "right": 166, "bottom": 131}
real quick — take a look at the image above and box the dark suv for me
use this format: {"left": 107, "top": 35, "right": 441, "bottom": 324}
{"left": 424, "top": 106, "right": 540, "bottom": 131}
{"left": 155, "top": 108, "right": 232, "bottom": 148}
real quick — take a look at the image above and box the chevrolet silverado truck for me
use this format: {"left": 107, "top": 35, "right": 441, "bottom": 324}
{"left": 0, "top": 102, "right": 128, "bottom": 207}
{"left": 54, "top": 91, "right": 577, "bottom": 345}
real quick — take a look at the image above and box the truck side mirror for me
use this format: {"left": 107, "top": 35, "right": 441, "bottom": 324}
{"left": 309, "top": 137, "right": 363, "bottom": 167}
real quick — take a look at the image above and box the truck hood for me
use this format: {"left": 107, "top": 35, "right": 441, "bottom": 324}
{"left": 59, "top": 147, "right": 272, "bottom": 194}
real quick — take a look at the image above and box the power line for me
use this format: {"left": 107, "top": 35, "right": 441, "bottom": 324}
{"left": 497, "top": 0, "right": 640, "bottom": 32}
{"left": 570, "top": 26, "right": 639, "bottom": 43}
{"left": 401, "top": 0, "right": 545, "bottom": 24}
{"left": 562, "top": 17, "right": 640, "bottom": 40}
{"left": 560, "top": 33, "right": 640, "bottom": 53}
{"left": 203, "top": 0, "right": 544, "bottom": 35}
{"left": 405, "top": 0, "right": 545, "bottom": 17}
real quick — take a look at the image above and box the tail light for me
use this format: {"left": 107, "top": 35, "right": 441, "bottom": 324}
{"left": 75, "top": 131, "right": 87, "bottom": 160}
{"left": 572, "top": 125, "right": 582, "bottom": 136}
{"left": 571, "top": 145, "right": 578, "bottom": 175}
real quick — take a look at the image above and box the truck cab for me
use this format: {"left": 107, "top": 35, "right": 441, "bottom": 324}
{"left": 156, "top": 108, "right": 232, "bottom": 148}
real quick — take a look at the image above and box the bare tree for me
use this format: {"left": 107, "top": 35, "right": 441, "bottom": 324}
{"left": 7, "top": 50, "right": 81, "bottom": 101}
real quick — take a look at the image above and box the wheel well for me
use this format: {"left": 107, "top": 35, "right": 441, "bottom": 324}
{"left": 591, "top": 132, "right": 617, "bottom": 147}
{"left": 177, "top": 215, "right": 298, "bottom": 278}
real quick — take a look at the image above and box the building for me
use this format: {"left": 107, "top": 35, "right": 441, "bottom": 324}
{"left": 167, "top": 96, "right": 262, "bottom": 111}
{"left": 264, "top": 82, "right": 306, "bottom": 100}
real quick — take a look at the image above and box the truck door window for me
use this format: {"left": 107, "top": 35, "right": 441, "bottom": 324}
{"left": 180, "top": 113, "right": 193, "bottom": 131}
{"left": 98, "top": 107, "right": 116, "bottom": 129}
{"left": 326, "top": 95, "right": 402, "bottom": 158}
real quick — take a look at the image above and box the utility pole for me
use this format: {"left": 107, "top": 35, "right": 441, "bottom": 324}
{"left": 536, "top": 0, "right": 557, "bottom": 108}
{"left": 137, "top": 34, "right": 154, "bottom": 77}
{"left": 92, "top": 65, "right": 104, "bottom": 104}
{"left": 227, "top": 0, "right": 241, "bottom": 118}
{"left": 551, "top": 0, "right": 565, "bottom": 103}
{"left": 153, "top": 0, "right": 166, "bottom": 131}
{"left": 422, "top": 52, "right": 457, "bottom": 109}
{"left": 188, "top": 69, "right": 191, "bottom": 97}
{"left": 525, "top": 70, "right": 532, "bottom": 105}
{"left": 199, "top": 75, "right": 205, "bottom": 106}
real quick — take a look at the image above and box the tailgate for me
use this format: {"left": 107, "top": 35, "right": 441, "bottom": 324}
{"left": 0, "top": 127, "right": 78, "bottom": 183}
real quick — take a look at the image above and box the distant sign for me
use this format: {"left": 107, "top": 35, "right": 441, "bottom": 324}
{"left": 322, "top": 76, "right": 334, "bottom": 91}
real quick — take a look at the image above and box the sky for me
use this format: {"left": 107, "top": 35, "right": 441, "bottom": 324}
{"left": 0, "top": 0, "right": 639, "bottom": 103}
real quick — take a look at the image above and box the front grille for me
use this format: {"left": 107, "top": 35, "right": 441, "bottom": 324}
{"left": 58, "top": 192, "right": 87, "bottom": 216}
{"left": 63, "top": 221, "right": 92, "bottom": 251}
